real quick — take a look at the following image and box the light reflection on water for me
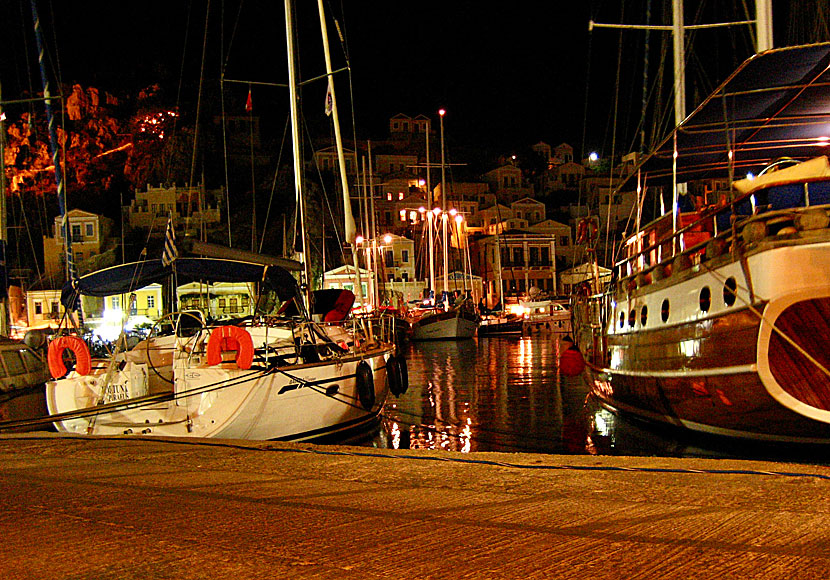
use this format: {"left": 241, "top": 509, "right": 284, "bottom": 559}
{"left": 366, "top": 334, "right": 828, "bottom": 463}
{"left": 378, "top": 334, "right": 598, "bottom": 454}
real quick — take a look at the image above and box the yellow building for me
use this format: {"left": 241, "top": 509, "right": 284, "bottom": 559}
{"left": 43, "top": 209, "right": 114, "bottom": 283}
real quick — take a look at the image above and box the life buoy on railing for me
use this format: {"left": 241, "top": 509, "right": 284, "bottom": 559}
{"left": 576, "top": 218, "right": 599, "bottom": 245}
{"left": 47, "top": 335, "right": 91, "bottom": 378}
{"left": 355, "top": 360, "right": 375, "bottom": 410}
{"left": 206, "top": 325, "right": 254, "bottom": 370}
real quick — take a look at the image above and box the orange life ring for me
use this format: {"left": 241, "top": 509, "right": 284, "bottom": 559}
{"left": 576, "top": 218, "right": 598, "bottom": 244}
{"left": 206, "top": 325, "right": 254, "bottom": 370}
{"left": 47, "top": 335, "right": 91, "bottom": 378}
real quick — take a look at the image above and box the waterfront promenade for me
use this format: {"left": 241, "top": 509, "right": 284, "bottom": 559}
{"left": 1, "top": 433, "right": 828, "bottom": 579}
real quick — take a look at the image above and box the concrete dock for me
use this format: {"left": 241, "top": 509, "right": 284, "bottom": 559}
{"left": 1, "top": 433, "right": 828, "bottom": 579}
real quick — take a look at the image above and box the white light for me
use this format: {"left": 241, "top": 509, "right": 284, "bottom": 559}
{"left": 588, "top": 152, "right": 599, "bottom": 162}
{"left": 355, "top": 235, "right": 364, "bottom": 244}
{"left": 746, "top": 172, "right": 755, "bottom": 180}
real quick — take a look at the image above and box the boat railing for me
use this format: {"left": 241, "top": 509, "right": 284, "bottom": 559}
{"left": 613, "top": 188, "right": 830, "bottom": 295}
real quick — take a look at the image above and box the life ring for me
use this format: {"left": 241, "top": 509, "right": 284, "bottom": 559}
{"left": 47, "top": 335, "right": 91, "bottom": 378}
{"left": 206, "top": 325, "right": 254, "bottom": 370}
{"left": 355, "top": 360, "right": 375, "bottom": 410}
{"left": 576, "top": 218, "right": 599, "bottom": 244}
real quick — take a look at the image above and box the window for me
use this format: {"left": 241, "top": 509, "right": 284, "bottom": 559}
{"left": 724, "top": 277, "right": 737, "bottom": 306}
{"left": 661, "top": 299, "right": 670, "bottom": 322}
{"left": 51, "top": 302, "right": 59, "bottom": 315}
{"left": 71, "top": 224, "right": 81, "bottom": 240}
{"left": 640, "top": 306, "right": 648, "bottom": 326}
{"left": 699, "top": 287, "right": 711, "bottom": 312}
{"left": 402, "top": 272, "right": 408, "bottom": 281}
{"left": 85, "top": 223, "right": 94, "bottom": 237}
{"left": 147, "top": 295, "right": 155, "bottom": 309}
{"left": 402, "top": 250, "right": 409, "bottom": 263}
{"left": 111, "top": 297, "right": 120, "bottom": 309}
{"left": 230, "top": 297, "right": 239, "bottom": 313}
{"left": 385, "top": 250, "right": 393, "bottom": 267}
{"left": 34, "top": 302, "right": 42, "bottom": 315}
{"left": 399, "top": 210, "right": 406, "bottom": 222}
{"left": 398, "top": 192, "right": 404, "bottom": 201}
{"left": 219, "top": 298, "right": 227, "bottom": 309}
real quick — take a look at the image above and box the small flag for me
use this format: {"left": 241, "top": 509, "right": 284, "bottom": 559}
{"left": 162, "top": 216, "right": 178, "bottom": 267}
{"left": 324, "top": 82, "right": 333, "bottom": 116}
{"left": 245, "top": 88, "right": 253, "bottom": 113}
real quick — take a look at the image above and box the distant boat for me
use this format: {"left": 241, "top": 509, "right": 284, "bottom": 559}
{"left": 519, "top": 298, "right": 572, "bottom": 333}
{"left": 572, "top": 42, "right": 830, "bottom": 444}
{"left": 477, "top": 311, "right": 524, "bottom": 336}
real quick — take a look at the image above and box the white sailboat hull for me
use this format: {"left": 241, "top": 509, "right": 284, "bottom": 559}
{"left": 410, "top": 310, "right": 478, "bottom": 340}
{"left": 47, "top": 346, "right": 392, "bottom": 441}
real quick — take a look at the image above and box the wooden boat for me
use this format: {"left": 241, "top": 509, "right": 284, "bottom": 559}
{"left": 477, "top": 312, "right": 524, "bottom": 336}
{"left": 571, "top": 43, "right": 830, "bottom": 444}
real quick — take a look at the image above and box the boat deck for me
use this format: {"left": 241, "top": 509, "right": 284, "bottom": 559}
{"left": 1, "top": 433, "right": 828, "bottom": 578}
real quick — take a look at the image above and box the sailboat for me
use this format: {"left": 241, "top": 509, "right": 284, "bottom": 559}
{"left": 409, "top": 110, "right": 479, "bottom": 341}
{"left": 42, "top": 0, "right": 404, "bottom": 441}
{"left": 571, "top": 1, "right": 830, "bottom": 444}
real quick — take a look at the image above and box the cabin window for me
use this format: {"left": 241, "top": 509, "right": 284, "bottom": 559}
{"left": 723, "top": 277, "right": 737, "bottom": 307}
{"left": 219, "top": 298, "right": 227, "bottom": 310}
{"left": 661, "top": 299, "right": 670, "bottom": 322}
{"left": 640, "top": 306, "right": 648, "bottom": 327}
{"left": 619, "top": 311, "right": 625, "bottom": 329}
{"left": 699, "top": 287, "right": 711, "bottom": 313}
{"left": 628, "top": 309, "right": 636, "bottom": 328}
{"left": 230, "top": 298, "right": 239, "bottom": 313}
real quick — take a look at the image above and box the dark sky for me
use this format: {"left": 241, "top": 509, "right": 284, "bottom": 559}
{"left": 0, "top": 1, "right": 812, "bottom": 162}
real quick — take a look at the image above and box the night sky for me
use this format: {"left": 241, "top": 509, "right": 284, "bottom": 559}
{"left": 0, "top": 1, "right": 815, "bottom": 163}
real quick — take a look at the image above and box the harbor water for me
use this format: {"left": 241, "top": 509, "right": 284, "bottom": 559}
{"left": 373, "top": 333, "right": 829, "bottom": 464}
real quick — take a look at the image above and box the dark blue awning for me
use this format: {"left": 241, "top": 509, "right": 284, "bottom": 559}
{"left": 627, "top": 42, "right": 830, "bottom": 187}
{"left": 61, "top": 258, "right": 300, "bottom": 309}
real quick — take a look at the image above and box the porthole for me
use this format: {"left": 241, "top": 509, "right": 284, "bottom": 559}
{"left": 661, "top": 299, "right": 670, "bottom": 322}
{"left": 619, "top": 311, "right": 625, "bottom": 328}
{"left": 628, "top": 309, "right": 636, "bottom": 327}
{"left": 640, "top": 305, "right": 648, "bottom": 326}
{"left": 723, "top": 277, "right": 737, "bottom": 307}
{"left": 699, "top": 286, "right": 711, "bottom": 313}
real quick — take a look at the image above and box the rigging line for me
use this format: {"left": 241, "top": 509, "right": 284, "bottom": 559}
{"left": 604, "top": 2, "right": 625, "bottom": 267}
{"left": 258, "top": 117, "right": 291, "bottom": 254}
{"left": 186, "top": 0, "right": 211, "bottom": 239}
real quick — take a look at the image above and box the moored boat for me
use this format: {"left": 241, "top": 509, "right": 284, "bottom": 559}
{"left": 572, "top": 42, "right": 830, "bottom": 444}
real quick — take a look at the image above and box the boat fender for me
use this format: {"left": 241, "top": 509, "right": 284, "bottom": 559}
{"left": 396, "top": 354, "right": 409, "bottom": 395}
{"left": 206, "top": 325, "right": 255, "bottom": 370}
{"left": 355, "top": 360, "right": 375, "bottom": 410}
{"left": 47, "top": 335, "right": 92, "bottom": 378}
{"left": 386, "top": 356, "right": 403, "bottom": 396}
{"left": 559, "top": 348, "right": 586, "bottom": 377}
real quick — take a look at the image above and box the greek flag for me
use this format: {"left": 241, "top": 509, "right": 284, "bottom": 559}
{"left": 162, "top": 216, "right": 178, "bottom": 267}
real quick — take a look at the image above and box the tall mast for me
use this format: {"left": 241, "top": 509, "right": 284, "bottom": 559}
{"left": 425, "top": 127, "right": 435, "bottom": 302}
{"left": 284, "top": 0, "right": 311, "bottom": 308}
{"left": 0, "top": 82, "right": 9, "bottom": 336}
{"left": 316, "top": 0, "right": 365, "bottom": 311}
{"left": 439, "top": 109, "right": 448, "bottom": 299}
{"left": 30, "top": 0, "right": 82, "bottom": 327}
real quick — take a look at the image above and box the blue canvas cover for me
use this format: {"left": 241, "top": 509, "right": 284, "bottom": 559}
{"left": 61, "top": 258, "right": 300, "bottom": 309}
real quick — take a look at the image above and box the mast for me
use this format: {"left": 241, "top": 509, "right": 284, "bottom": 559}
{"left": 439, "top": 109, "right": 448, "bottom": 300}
{"left": 425, "top": 128, "right": 435, "bottom": 303}
{"left": 0, "top": 83, "right": 8, "bottom": 336}
{"left": 30, "top": 0, "right": 82, "bottom": 327}
{"left": 316, "top": 0, "right": 365, "bottom": 312}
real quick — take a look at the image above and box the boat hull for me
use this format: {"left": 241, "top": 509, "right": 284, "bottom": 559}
{"left": 578, "top": 236, "right": 830, "bottom": 444}
{"left": 410, "top": 309, "right": 478, "bottom": 341}
{"left": 47, "top": 346, "right": 394, "bottom": 442}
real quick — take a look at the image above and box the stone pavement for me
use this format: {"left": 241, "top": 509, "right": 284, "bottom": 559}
{"left": 0, "top": 433, "right": 828, "bottom": 579}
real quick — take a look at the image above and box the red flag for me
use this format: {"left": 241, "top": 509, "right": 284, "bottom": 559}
{"left": 245, "top": 89, "right": 252, "bottom": 112}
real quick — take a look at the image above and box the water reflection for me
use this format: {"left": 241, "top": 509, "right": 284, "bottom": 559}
{"left": 369, "top": 334, "right": 828, "bottom": 463}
